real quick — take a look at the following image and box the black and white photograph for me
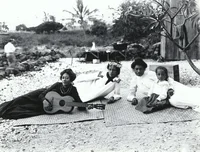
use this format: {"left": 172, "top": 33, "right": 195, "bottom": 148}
{"left": 0, "top": 0, "right": 200, "bottom": 151}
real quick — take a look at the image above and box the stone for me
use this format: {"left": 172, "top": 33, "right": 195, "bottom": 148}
{"left": 5, "top": 67, "right": 21, "bottom": 76}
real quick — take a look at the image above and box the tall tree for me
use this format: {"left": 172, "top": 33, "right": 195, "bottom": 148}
{"left": 43, "top": 12, "right": 56, "bottom": 22}
{"left": 16, "top": 24, "right": 27, "bottom": 31}
{"left": 111, "top": 0, "right": 161, "bottom": 42}
{"left": 63, "top": 0, "right": 98, "bottom": 32}
{"left": 124, "top": 0, "right": 200, "bottom": 75}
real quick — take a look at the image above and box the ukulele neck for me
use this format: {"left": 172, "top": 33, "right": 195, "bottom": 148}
{"left": 65, "top": 102, "right": 88, "bottom": 107}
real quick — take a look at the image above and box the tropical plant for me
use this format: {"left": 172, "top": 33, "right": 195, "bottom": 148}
{"left": 111, "top": 0, "right": 160, "bottom": 42}
{"left": 43, "top": 12, "right": 56, "bottom": 22}
{"left": 35, "top": 22, "right": 63, "bottom": 34}
{"left": 16, "top": 24, "right": 27, "bottom": 31}
{"left": 124, "top": 0, "right": 200, "bottom": 75}
{"left": 63, "top": 0, "right": 98, "bottom": 33}
{"left": 91, "top": 19, "right": 107, "bottom": 36}
{"left": 0, "top": 22, "right": 9, "bottom": 32}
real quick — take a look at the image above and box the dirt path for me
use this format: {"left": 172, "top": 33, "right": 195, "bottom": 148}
{"left": 1, "top": 58, "right": 200, "bottom": 152}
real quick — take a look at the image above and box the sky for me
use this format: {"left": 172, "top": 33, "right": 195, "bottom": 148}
{"left": 1, "top": 0, "right": 200, "bottom": 31}
{"left": 0, "top": 0, "right": 125, "bottom": 30}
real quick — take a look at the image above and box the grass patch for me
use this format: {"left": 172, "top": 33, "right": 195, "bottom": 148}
{"left": 0, "top": 30, "right": 119, "bottom": 49}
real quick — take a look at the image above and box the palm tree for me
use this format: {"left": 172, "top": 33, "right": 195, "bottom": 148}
{"left": 43, "top": 12, "right": 56, "bottom": 22}
{"left": 63, "top": 0, "right": 98, "bottom": 33}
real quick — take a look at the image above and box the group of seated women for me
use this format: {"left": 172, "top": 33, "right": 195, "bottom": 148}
{"left": 0, "top": 57, "right": 199, "bottom": 119}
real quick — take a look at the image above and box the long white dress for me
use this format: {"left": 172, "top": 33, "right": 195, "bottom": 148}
{"left": 169, "top": 81, "right": 200, "bottom": 111}
{"left": 127, "top": 70, "right": 200, "bottom": 112}
{"left": 74, "top": 71, "right": 121, "bottom": 102}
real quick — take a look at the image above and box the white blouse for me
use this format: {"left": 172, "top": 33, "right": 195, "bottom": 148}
{"left": 127, "top": 71, "right": 156, "bottom": 101}
{"left": 127, "top": 71, "right": 174, "bottom": 101}
{"left": 148, "top": 80, "right": 170, "bottom": 101}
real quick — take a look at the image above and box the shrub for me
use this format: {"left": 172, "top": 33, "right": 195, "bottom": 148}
{"left": 16, "top": 24, "right": 27, "bottom": 31}
{"left": 38, "top": 36, "right": 50, "bottom": 45}
{"left": 5, "top": 30, "right": 118, "bottom": 49}
{"left": 35, "top": 22, "right": 63, "bottom": 34}
{"left": 91, "top": 20, "right": 107, "bottom": 36}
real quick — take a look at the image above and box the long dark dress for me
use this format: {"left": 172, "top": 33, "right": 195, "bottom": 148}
{"left": 135, "top": 93, "right": 170, "bottom": 114}
{"left": 0, "top": 82, "right": 83, "bottom": 119}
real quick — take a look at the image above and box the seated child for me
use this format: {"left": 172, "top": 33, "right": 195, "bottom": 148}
{"left": 135, "top": 66, "right": 172, "bottom": 113}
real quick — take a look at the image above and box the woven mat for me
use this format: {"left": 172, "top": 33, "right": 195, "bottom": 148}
{"left": 103, "top": 89, "right": 200, "bottom": 127}
{"left": 13, "top": 101, "right": 104, "bottom": 126}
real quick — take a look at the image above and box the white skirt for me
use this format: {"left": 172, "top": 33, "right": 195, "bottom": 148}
{"left": 169, "top": 81, "right": 200, "bottom": 112}
{"left": 74, "top": 72, "right": 119, "bottom": 102}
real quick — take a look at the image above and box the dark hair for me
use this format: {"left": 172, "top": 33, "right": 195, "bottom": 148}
{"left": 107, "top": 62, "right": 121, "bottom": 76}
{"left": 131, "top": 57, "right": 147, "bottom": 69}
{"left": 60, "top": 68, "right": 76, "bottom": 82}
{"left": 155, "top": 66, "right": 169, "bottom": 81}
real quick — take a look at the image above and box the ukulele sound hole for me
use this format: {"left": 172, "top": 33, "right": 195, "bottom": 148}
{"left": 59, "top": 100, "right": 65, "bottom": 107}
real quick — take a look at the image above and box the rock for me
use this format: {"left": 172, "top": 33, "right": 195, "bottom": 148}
{"left": 40, "top": 51, "right": 48, "bottom": 56}
{"left": 0, "top": 68, "right": 6, "bottom": 79}
{"left": 50, "top": 50, "right": 57, "bottom": 56}
{"left": 38, "top": 57, "right": 47, "bottom": 64}
{"left": 20, "top": 62, "right": 30, "bottom": 71}
{"left": 28, "top": 61, "right": 37, "bottom": 70}
{"left": 44, "top": 55, "right": 53, "bottom": 62}
{"left": 0, "top": 66, "right": 5, "bottom": 70}
{"left": 0, "top": 75, "right": 5, "bottom": 80}
{"left": 5, "top": 67, "right": 21, "bottom": 76}
{"left": 17, "top": 64, "right": 27, "bottom": 72}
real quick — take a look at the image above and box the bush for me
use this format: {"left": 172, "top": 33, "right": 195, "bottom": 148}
{"left": 16, "top": 24, "right": 27, "bottom": 31}
{"left": 91, "top": 20, "right": 107, "bottom": 36}
{"left": 35, "top": 22, "right": 63, "bottom": 34}
{"left": 27, "top": 27, "right": 36, "bottom": 32}
{"left": 4, "top": 30, "right": 119, "bottom": 49}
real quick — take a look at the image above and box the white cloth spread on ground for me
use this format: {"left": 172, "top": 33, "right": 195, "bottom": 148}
{"left": 74, "top": 71, "right": 121, "bottom": 102}
{"left": 127, "top": 70, "right": 200, "bottom": 112}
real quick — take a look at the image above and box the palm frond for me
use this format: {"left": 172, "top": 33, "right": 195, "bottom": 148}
{"left": 73, "top": 8, "right": 80, "bottom": 16}
{"left": 87, "top": 9, "right": 98, "bottom": 16}
{"left": 83, "top": 6, "right": 88, "bottom": 14}
{"left": 77, "top": 0, "right": 84, "bottom": 14}
{"left": 63, "top": 10, "right": 75, "bottom": 16}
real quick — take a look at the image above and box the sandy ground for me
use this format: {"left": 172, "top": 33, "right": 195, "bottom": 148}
{"left": 1, "top": 58, "right": 200, "bottom": 152}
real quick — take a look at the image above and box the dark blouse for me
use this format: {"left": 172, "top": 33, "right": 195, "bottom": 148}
{"left": 39, "top": 82, "right": 82, "bottom": 103}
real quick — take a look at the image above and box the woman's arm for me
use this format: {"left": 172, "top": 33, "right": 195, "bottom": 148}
{"left": 72, "top": 87, "right": 86, "bottom": 111}
{"left": 75, "top": 71, "right": 102, "bottom": 82}
{"left": 127, "top": 78, "right": 137, "bottom": 101}
{"left": 112, "top": 81, "right": 121, "bottom": 100}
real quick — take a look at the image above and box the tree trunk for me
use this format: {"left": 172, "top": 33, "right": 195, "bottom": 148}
{"left": 184, "top": 51, "right": 200, "bottom": 75}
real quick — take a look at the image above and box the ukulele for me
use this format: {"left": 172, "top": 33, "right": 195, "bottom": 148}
{"left": 43, "top": 91, "right": 106, "bottom": 114}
